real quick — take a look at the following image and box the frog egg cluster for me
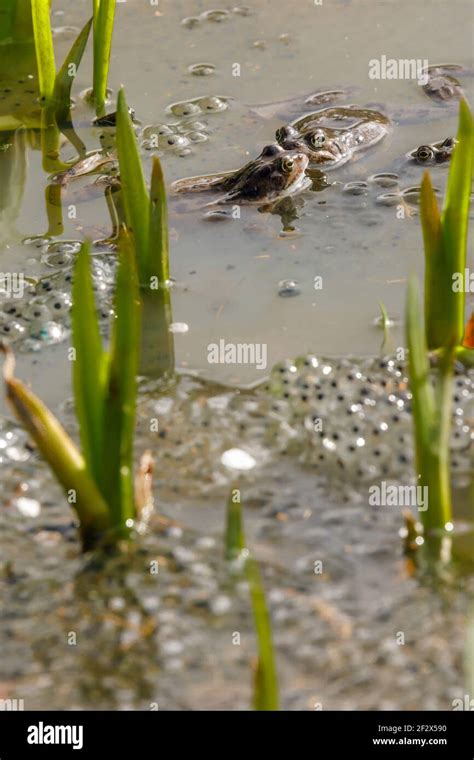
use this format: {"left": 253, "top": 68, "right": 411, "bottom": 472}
{"left": 0, "top": 244, "right": 116, "bottom": 352}
{"left": 264, "top": 354, "right": 473, "bottom": 489}
{"left": 135, "top": 355, "right": 472, "bottom": 502}
{"left": 141, "top": 119, "right": 211, "bottom": 157}
{"left": 181, "top": 7, "right": 251, "bottom": 29}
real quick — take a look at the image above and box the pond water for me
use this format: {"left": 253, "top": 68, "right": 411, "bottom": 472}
{"left": 0, "top": 0, "right": 473, "bottom": 711}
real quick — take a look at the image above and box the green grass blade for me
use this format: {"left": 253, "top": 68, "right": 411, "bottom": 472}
{"left": 148, "top": 156, "right": 170, "bottom": 287}
{"left": 31, "top": 0, "right": 56, "bottom": 102}
{"left": 406, "top": 275, "right": 452, "bottom": 535}
{"left": 440, "top": 99, "right": 474, "bottom": 345}
{"left": 247, "top": 557, "right": 279, "bottom": 711}
{"left": 1, "top": 345, "right": 110, "bottom": 549}
{"left": 53, "top": 17, "right": 93, "bottom": 125}
{"left": 102, "top": 228, "right": 141, "bottom": 529}
{"left": 420, "top": 171, "right": 445, "bottom": 349}
{"left": 93, "top": 0, "right": 116, "bottom": 113}
{"left": 224, "top": 488, "right": 245, "bottom": 561}
{"left": 71, "top": 242, "right": 107, "bottom": 487}
{"left": 116, "top": 88, "right": 150, "bottom": 283}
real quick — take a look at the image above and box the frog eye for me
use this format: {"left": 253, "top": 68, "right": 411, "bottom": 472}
{"left": 415, "top": 146, "right": 434, "bottom": 162}
{"left": 310, "top": 131, "right": 326, "bottom": 148}
{"left": 281, "top": 157, "right": 295, "bottom": 173}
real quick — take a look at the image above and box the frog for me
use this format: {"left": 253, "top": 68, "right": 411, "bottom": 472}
{"left": 421, "top": 64, "right": 464, "bottom": 102}
{"left": 407, "top": 137, "right": 457, "bottom": 165}
{"left": 275, "top": 106, "right": 390, "bottom": 168}
{"left": 170, "top": 143, "right": 311, "bottom": 204}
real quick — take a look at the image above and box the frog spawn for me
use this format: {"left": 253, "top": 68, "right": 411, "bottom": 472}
{"left": 0, "top": 244, "right": 116, "bottom": 351}
{"left": 140, "top": 96, "right": 229, "bottom": 158}
{"left": 134, "top": 356, "right": 473, "bottom": 502}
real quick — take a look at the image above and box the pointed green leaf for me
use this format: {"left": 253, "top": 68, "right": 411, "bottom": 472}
{"left": 71, "top": 242, "right": 107, "bottom": 487}
{"left": 440, "top": 99, "right": 474, "bottom": 343}
{"left": 116, "top": 88, "right": 150, "bottom": 283}
{"left": 93, "top": 0, "right": 116, "bottom": 113}
{"left": 53, "top": 17, "right": 93, "bottom": 125}
{"left": 225, "top": 488, "right": 245, "bottom": 561}
{"left": 1, "top": 345, "right": 110, "bottom": 548}
{"left": 31, "top": 0, "right": 56, "bottom": 102}
{"left": 148, "top": 156, "right": 170, "bottom": 287}
{"left": 247, "top": 556, "right": 279, "bottom": 711}
{"left": 102, "top": 228, "right": 141, "bottom": 528}
{"left": 406, "top": 274, "right": 435, "bottom": 452}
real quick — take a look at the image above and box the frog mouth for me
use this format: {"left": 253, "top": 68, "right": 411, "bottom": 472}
{"left": 307, "top": 141, "right": 345, "bottom": 165}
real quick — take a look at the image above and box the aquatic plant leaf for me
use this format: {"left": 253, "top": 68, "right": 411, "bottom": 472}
{"left": 224, "top": 488, "right": 245, "bottom": 561}
{"left": 31, "top": 0, "right": 56, "bottom": 102}
{"left": 93, "top": 0, "right": 116, "bottom": 113}
{"left": 440, "top": 99, "right": 474, "bottom": 344}
{"left": 377, "top": 300, "right": 392, "bottom": 353}
{"left": 53, "top": 17, "right": 93, "bottom": 126}
{"left": 406, "top": 275, "right": 452, "bottom": 534}
{"left": 420, "top": 171, "right": 448, "bottom": 350}
{"left": 247, "top": 557, "right": 279, "bottom": 711}
{"left": 148, "top": 156, "right": 170, "bottom": 287}
{"left": 71, "top": 241, "right": 107, "bottom": 488}
{"left": 116, "top": 89, "right": 150, "bottom": 284}
{"left": 1, "top": 345, "right": 110, "bottom": 548}
{"left": 102, "top": 228, "right": 141, "bottom": 528}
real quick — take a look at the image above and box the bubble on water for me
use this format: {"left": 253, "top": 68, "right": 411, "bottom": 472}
{"left": 376, "top": 192, "right": 401, "bottom": 207}
{"left": 209, "top": 595, "right": 232, "bottom": 615}
{"left": 232, "top": 5, "right": 252, "bottom": 15}
{"left": 202, "top": 209, "right": 231, "bottom": 222}
{"left": 278, "top": 279, "right": 301, "bottom": 297}
{"left": 253, "top": 40, "right": 267, "bottom": 50}
{"left": 221, "top": 448, "right": 256, "bottom": 470}
{"left": 169, "top": 322, "right": 189, "bottom": 334}
{"left": 15, "top": 496, "right": 41, "bottom": 517}
{"left": 52, "top": 26, "right": 79, "bottom": 38}
{"left": 142, "top": 124, "right": 174, "bottom": 139}
{"left": 22, "top": 236, "right": 51, "bottom": 249}
{"left": 197, "top": 96, "right": 228, "bottom": 113}
{"left": 278, "top": 33, "right": 291, "bottom": 44}
{"left": 342, "top": 181, "right": 368, "bottom": 196}
{"left": 18, "top": 338, "right": 42, "bottom": 353}
{"left": 41, "top": 252, "right": 73, "bottom": 268}
{"left": 168, "top": 101, "right": 201, "bottom": 118}
{"left": 181, "top": 16, "right": 201, "bottom": 29}
{"left": 368, "top": 172, "right": 399, "bottom": 188}
{"left": 30, "top": 320, "right": 68, "bottom": 344}
{"left": 161, "top": 134, "right": 190, "bottom": 150}
{"left": 188, "top": 63, "right": 216, "bottom": 77}
{"left": 186, "top": 131, "right": 209, "bottom": 143}
{"left": 201, "top": 10, "right": 230, "bottom": 23}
